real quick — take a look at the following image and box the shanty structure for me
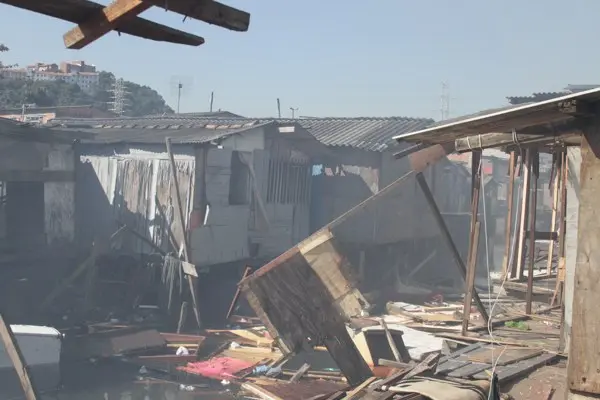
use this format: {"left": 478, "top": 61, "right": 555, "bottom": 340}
{"left": 392, "top": 86, "right": 600, "bottom": 400}
{"left": 0, "top": 118, "right": 88, "bottom": 259}
{"left": 0, "top": 0, "right": 250, "bottom": 49}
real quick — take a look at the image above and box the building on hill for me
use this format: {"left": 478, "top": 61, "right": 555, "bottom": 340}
{"left": 1, "top": 60, "right": 100, "bottom": 94}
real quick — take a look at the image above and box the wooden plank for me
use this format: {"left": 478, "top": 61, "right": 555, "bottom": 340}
{"left": 502, "top": 151, "right": 516, "bottom": 279}
{"left": 0, "top": 312, "right": 40, "bottom": 400}
{"left": 379, "top": 319, "right": 402, "bottom": 363}
{"left": 567, "top": 126, "right": 600, "bottom": 395}
{"left": 514, "top": 149, "right": 531, "bottom": 280}
{"left": 63, "top": 0, "right": 151, "bottom": 49}
{"left": 415, "top": 172, "right": 489, "bottom": 322}
{"left": 225, "top": 265, "right": 252, "bottom": 320}
{"left": 143, "top": 0, "right": 249, "bottom": 31}
{"left": 526, "top": 150, "right": 539, "bottom": 315}
{"left": 165, "top": 137, "right": 202, "bottom": 330}
{"left": 0, "top": 0, "right": 205, "bottom": 48}
{"left": 289, "top": 363, "right": 311, "bottom": 383}
{"left": 343, "top": 376, "right": 378, "bottom": 399}
{"left": 462, "top": 221, "right": 481, "bottom": 335}
{"left": 547, "top": 156, "right": 560, "bottom": 275}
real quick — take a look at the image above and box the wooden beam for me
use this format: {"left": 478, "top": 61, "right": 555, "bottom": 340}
{"left": 514, "top": 150, "right": 531, "bottom": 280}
{"left": 165, "top": 137, "right": 202, "bottom": 330}
{"left": 416, "top": 172, "right": 489, "bottom": 322}
{"left": 502, "top": 151, "right": 516, "bottom": 279}
{"left": 526, "top": 151, "right": 539, "bottom": 315}
{"left": 462, "top": 221, "right": 481, "bottom": 335}
{"left": 0, "top": 312, "right": 40, "bottom": 400}
{"left": 567, "top": 121, "right": 600, "bottom": 396}
{"left": 143, "top": 0, "right": 250, "bottom": 32}
{"left": 547, "top": 155, "right": 561, "bottom": 275}
{"left": 63, "top": 0, "right": 151, "bottom": 49}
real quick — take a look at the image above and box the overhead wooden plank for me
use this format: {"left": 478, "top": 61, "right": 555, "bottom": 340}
{"left": 63, "top": 0, "right": 152, "bottom": 49}
{"left": 0, "top": 0, "right": 205, "bottom": 48}
{"left": 143, "top": 0, "right": 250, "bottom": 32}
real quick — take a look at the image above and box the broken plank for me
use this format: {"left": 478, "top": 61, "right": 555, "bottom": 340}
{"left": 289, "top": 363, "right": 311, "bottom": 383}
{"left": 343, "top": 377, "right": 379, "bottom": 399}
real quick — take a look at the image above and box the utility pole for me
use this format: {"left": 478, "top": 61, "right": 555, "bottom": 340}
{"left": 108, "top": 78, "right": 128, "bottom": 116}
{"left": 289, "top": 107, "right": 298, "bottom": 119}
{"left": 277, "top": 98, "right": 281, "bottom": 118}
{"left": 441, "top": 82, "right": 450, "bottom": 120}
{"left": 209, "top": 91, "right": 214, "bottom": 112}
{"left": 176, "top": 82, "right": 183, "bottom": 114}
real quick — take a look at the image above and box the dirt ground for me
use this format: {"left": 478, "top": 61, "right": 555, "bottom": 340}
{"left": 504, "top": 361, "right": 567, "bottom": 400}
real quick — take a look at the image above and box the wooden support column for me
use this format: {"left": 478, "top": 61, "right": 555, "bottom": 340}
{"left": 553, "top": 151, "right": 569, "bottom": 308}
{"left": 567, "top": 123, "right": 600, "bottom": 399}
{"left": 416, "top": 172, "right": 489, "bottom": 322}
{"left": 63, "top": 0, "right": 152, "bottom": 49}
{"left": 526, "top": 151, "right": 539, "bottom": 315}
{"left": 547, "top": 154, "right": 561, "bottom": 275}
{"left": 165, "top": 138, "right": 202, "bottom": 330}
{"left": 514, "top": 149, "right": 532, "bottom": 280}
{"left": 502, "top": 152, "right": 516, "bottom": 278}
{"left": 470, "top": 150, "right": 482, "bottom": 239}
{"left": 0, "top": 312, "right": 39, "bottom": 400}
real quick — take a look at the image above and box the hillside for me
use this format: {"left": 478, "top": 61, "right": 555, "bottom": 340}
{"left": 0, "top": 45, "right": 173, "bottom": 117}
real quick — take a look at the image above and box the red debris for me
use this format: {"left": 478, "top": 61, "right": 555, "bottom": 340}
{"left": 177, "top": 357, "right": 255, "bottom": 380}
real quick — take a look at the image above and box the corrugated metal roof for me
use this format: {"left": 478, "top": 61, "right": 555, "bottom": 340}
{"left": 51, "top": 115, "right": 434, "bottom": 151}
{"left": 48, "top": 117, "right": 271, "bottom": 144}
{"left": 394, "top": 86, "right": 600, "bottom": 144}
{"left": 278, "top": 117, "right": 434, "bottom": 151}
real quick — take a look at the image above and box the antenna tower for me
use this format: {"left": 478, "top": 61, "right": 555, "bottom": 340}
{"left": 440, "top": 82, "right": 450, "bottom": 120}
{"left": 108, "top": 78, "right": 129, "bottom": 116}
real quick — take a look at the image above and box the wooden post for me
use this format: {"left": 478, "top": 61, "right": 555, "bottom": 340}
{"left": 526, "top": 151, "right": 539, "bottom": 315}
{"left": 379, "top": 318, "right": 402, "bottom": 363}
{"left": 226, "top": 265, "right": 252, "bottom": 320}
{"left": 165, "top": 138, "right": 202, "bottom": 330}
{"left": 567, "top": 125, "right": 600, "bottom": 399}
{"left": 547, "top": 155, "right": 561, "bottom": 275}
{"left": 416, "top": 172, "right": 489, "bottom": 322}
{"left": 177, "top": 301, "right": 188, "bottom": 334}
{"left": 0, "top": 312, "right": 39, "bottom": 400}
{"left": 462, "top": 221, "right": 481, "bottom": 335}
{"left": 502, "top": 151, "right": 516, "bottom": 279}
{"left": 515, "top": 149, "right": 531, "bottom": 280}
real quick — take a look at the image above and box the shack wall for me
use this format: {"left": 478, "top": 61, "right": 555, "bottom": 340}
{"left": 0, "top": 137, "right": 75, "bottom": 251}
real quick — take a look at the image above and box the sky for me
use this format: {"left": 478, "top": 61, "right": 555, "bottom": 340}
{"left": 1, "top": 0, "right": 599, "bottom": 119}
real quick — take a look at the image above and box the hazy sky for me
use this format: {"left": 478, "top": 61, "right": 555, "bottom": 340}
{"left": 0, "top": 0, "right": 598, "bottom": 119}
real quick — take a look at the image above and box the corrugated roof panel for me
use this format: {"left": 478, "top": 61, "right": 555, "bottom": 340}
{"left": 51, "top": 115, "right": 434, "bottom": 151}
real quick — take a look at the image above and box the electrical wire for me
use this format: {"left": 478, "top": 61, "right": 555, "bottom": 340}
{"left": 482, "top": 153, "right": 525, "bottom": 396}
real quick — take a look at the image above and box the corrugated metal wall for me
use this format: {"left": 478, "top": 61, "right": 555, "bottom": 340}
{"left": 78, "top": 154, "right": 194, "bottom": 255}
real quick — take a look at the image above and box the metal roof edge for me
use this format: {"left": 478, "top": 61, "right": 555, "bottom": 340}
{"left": 394, "top": 86, "right": 600, "bottom": 142}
